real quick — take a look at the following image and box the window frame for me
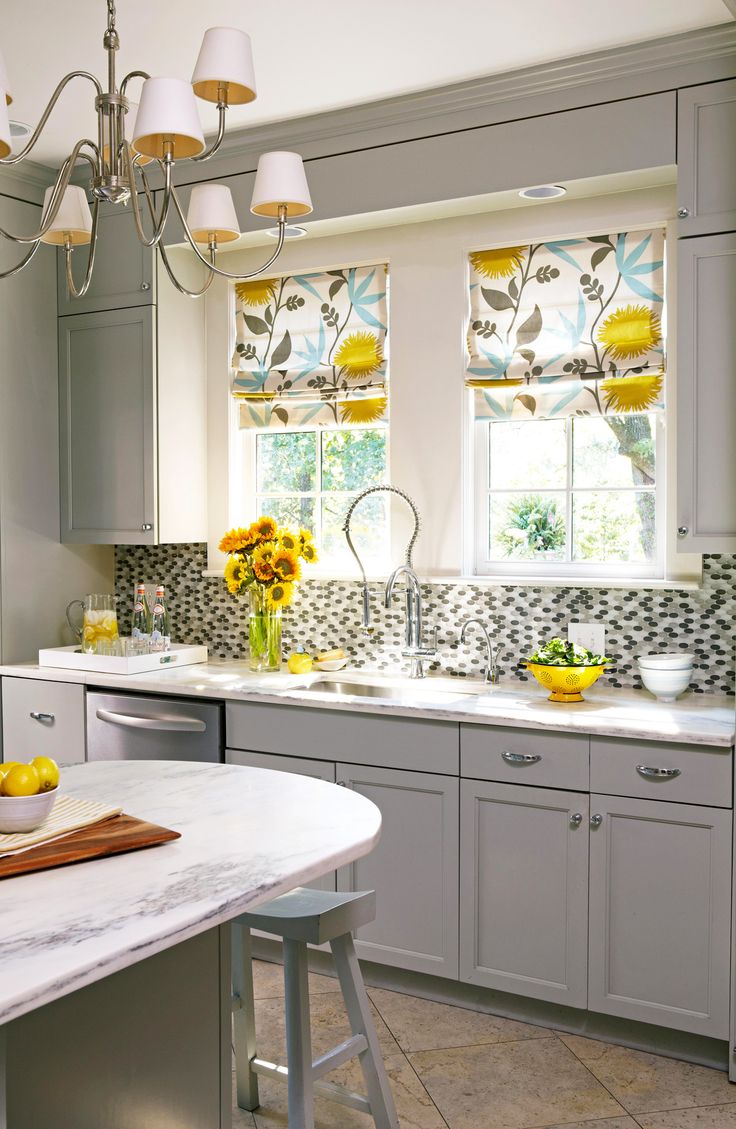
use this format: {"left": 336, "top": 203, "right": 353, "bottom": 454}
{"left": 472, "top": 411, "right": 666, "bottom": 580}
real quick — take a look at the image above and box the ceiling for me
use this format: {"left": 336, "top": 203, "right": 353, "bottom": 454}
{"left": 2, "top": 0, "right": 733, "bottom": 167}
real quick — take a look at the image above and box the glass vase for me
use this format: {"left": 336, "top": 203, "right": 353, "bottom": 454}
{"left": 248, "top": 586, "right": 282, "bottom": 672}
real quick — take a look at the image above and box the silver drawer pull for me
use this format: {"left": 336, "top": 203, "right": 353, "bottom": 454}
{"left": 29, "top": 711, "right": 55, "bottom": 723}
{"left": 636, "top": 764, "right": 681, "bottom": 779}
{"left": 501, "top": 751, "right": 541, "bottom": 765}
{"left": 96, "top": 708, "right": 206, "bottom": 733}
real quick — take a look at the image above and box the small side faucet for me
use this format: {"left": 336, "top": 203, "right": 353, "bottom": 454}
{"left": 460, "top": 618, "right": 501, "bottom": 684}
{"left": 385, "top": 564, "right": 438, "bottom": 679}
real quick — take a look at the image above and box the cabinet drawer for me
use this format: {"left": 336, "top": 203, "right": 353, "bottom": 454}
{"left": 226, "top": 702, "right": 458, "bottom": 775}
{"left": 461, "top": 725, "right": 588, "bottom": 790}
{"left": 1, "top": 678, "right": 85, "bottom": 764}
{"left": 590, "top": 737, "right": 732, "bottom": 808}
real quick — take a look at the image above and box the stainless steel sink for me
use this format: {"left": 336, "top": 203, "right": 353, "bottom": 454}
{"left": 296, "top": 678, "right": 483, "bottom": 703}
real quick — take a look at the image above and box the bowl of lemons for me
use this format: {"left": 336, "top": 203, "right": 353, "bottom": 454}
{"left": 0, "top": 757, "right": 60, "bottom": 833}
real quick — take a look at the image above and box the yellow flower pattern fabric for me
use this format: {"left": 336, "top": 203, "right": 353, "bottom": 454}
{"left": 467, "top": 229, "right": 665, "bottom": 420}
{"left": 232, "top": 264, "right": 388, "bottom": 428}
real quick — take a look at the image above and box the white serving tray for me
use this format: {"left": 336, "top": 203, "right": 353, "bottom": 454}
{"left": 37, "top": 644, "right": 209, "bottom": 675}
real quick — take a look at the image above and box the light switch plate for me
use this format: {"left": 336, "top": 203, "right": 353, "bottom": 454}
{"left": 568, "top": 622, "right": 606, "bottom": 655}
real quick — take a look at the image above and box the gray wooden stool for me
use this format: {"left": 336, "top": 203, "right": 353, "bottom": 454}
{"left": 232, "top": 887, "right": 399, "bottom": 1129}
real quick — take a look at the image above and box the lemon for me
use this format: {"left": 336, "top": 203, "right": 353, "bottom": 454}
{"left": 287, "top": 652, "right": 313, "bottom": 675}
{"left": 316, "top": 648, "right": 345, "bottom": 662}
{"left": 31, "top": 756, "right": 60, "bottom": 792}
{"left": 0, "top": 761, "right": 20, "bottom": 780}
{"left": 2, "top": 764, "right": 41, "bottom": 797}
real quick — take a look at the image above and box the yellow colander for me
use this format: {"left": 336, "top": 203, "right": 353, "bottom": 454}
{"left": 525, "top": 663, "right": 606, "bottom": 703}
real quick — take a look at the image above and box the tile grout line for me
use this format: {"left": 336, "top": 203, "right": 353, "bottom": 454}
{"left": 550, "top": 1032, "right": 631, "bottom": 1118}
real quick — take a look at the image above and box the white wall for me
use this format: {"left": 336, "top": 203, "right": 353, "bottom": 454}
{"left": 206, "top": 183, "right": 692, "bottom": 578}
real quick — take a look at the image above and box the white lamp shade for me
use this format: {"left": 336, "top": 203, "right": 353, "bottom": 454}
{"left": 0, "top": 49, "right": 12, "bottom": 105}
{"left": 0, "top": 93, "right": 10, "bottom": 159}
{"left": 192, "top": 27, "right": 256, "bottom": 106}
{"left": 132, "top": 77, "right": 205, "bottom": 160}
{"left": 40, "top": 185, "right": 93, "bottom": 246}
{"left": 250, "top": 151, "right": 312, "bottom": 219}
{"left": 187, "top": 183, "right": 240, "bottom": 243}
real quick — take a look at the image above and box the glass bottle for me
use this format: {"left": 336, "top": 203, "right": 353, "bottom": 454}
{"left": 150, "top": 585, "right": 172, "bottom": 652}
{"left": 131, "top": 583, "right": 152, "bottom": 641}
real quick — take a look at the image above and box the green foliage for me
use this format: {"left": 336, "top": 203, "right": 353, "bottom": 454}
{"left": 496, "top": 494, "right": 565, "bottom": 558}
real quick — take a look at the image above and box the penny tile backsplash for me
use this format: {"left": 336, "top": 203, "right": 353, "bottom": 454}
{"left": 115, "top": 546, "right": 735, "bottom": 695}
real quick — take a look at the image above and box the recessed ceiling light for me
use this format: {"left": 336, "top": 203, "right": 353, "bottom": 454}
{"left": 9, "top": 120, "right": 32, "bottom": 140}
{"left": 518, "top": 184, "right": 567, "bottom": 200}
{"left": 265, "top": 224, "right": 308, "bottom": 239}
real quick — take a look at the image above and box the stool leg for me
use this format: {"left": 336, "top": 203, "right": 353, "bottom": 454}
{"left": 232, "top": 924, "right": 260, "bottom": 1111}
{"left": 330, "top": 934, "right": 399, "bottom": 1129}
{"left": 283, "top": 937, "right": 315, "bottom": 1129}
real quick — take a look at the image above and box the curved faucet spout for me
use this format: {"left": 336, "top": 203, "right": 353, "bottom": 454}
{"left": 384, "top": 564, "right": 421, "bottom": 609}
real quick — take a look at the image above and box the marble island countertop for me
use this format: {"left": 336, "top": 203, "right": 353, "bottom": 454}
{"left": 1, "top": 659, "right": 734, "bottom": 747}
{"left": 0, "top": 760, "right": 381, "bottom": 1026}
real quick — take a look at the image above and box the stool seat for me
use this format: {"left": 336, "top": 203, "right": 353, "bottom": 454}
{"left": 237, "top": 887, "right": 376, "bottom": 946}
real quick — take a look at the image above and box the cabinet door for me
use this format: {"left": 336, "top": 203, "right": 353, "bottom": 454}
{"left": 677, "top": 80, "right": 736, "bottom": 237}
{"left": 676, "top": 233, "right": 736, "bottom": 552}
{"left": 59, "top": 307, "right": 156, "bottom": 544}
{"left": 225, "top": 748, "right": 336, "bottom": 892}
{"left": 57, "top": 206, "right": 155, "bottom": 316}
{"left": 336, "top": 763, "right": 459, "bottom": 978}
{"left": 588, "top": 793, "right": 732, "bottom": 1038}
{"left": 460, "top": 780, "right": 589, "bottom": 1008}
{"left": 1, "top": 677, "right": 85, "bottom": 765}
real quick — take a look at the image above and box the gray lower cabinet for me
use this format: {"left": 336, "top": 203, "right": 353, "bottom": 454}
{"left": 225, "top": 747, "right": 336, "bottom": 892}
{"left": 459, "top": 779, "right": 589, "bottom": 1008}
{"left": 336, "top": 763, "right": 459, "bottom": 979}
{"left": 677, "top": 79, "right": 736, "bottom": 237}
{"left": 588, "top": 793, "right": 732, "bottom": 1038}
{"left": 676, "top": 232, "right": 736, "bottom": 552}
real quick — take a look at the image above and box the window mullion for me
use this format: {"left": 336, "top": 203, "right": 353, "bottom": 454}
{"left": 566, "top": 418, "right": 574, "bottom": 563}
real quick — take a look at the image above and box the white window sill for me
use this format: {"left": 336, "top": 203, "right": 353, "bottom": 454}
{"left": 202, "top": 569, "right": 703, "bottom": 591}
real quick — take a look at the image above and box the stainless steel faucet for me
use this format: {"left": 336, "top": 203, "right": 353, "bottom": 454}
{"left": 385, "top": 565, "right": 438, "bottom": 679}
{"left": 460, "top": 618, "right": 501, "bottom": 684}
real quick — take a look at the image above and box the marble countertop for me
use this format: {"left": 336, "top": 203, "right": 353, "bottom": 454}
{"left": 0, "top": 760, "right": 381, "bottom": 1026}
{"left": 1, "top": 660, "right": 734, "bottom": 747}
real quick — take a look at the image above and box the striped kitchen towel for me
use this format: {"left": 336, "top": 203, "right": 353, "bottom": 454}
{"left": 0, "top": 794, "right": 122, "bottom": 856}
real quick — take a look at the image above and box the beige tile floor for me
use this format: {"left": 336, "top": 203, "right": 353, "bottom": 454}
{"left": 233, "top": 960, "right": 736, "bottom": 1129}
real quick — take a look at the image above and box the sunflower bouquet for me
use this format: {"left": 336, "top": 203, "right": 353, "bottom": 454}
{"left": 219, "top": 516, "right": 318, "bottom": 671}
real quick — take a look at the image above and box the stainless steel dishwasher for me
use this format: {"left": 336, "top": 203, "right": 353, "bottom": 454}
{"left": 86, "top": 691, "right": 223, "bottom": 762}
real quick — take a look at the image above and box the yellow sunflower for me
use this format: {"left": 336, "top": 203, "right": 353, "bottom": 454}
{"left": 224, "top": 554, "right": 249, "bottom": 594}
{"left": 252, "top": 516, "right": 278, "bottom": 542}
{"left": 334, "top": 331, "right": 383, "bottom": 379}
{"left": 235, "top": 279, "right": 278, "bottom": 308}
{"left": 339, "top": 396, "right": 388, "bottom": 425}
{"left": 300, "top": 540, "right": 319, "bottom": 564}
{"left": 601, "top": 373, "right": 664, "bottom": 413}
{"left": 252, "top": 543, "right": 276, "bottom": 581}
{"left": 272, "top": 547, "right": 302, "bottom": 582}
{"left": 266, "top": 581, "right": 294, "bottom": 609}
{"left": 469, "top": 246, "right": 526, "bottom": 279}
{"left": 219, "top": 526, "right": 257, "bottom": 554}
{"left": 597, "top": 304, "right": 662, "bottom": 361}
{"left": 278, "top": 530, "right": 299, "bottom": 552}
{"left": 299, "top": 527, "right": 314, "bottom": 547}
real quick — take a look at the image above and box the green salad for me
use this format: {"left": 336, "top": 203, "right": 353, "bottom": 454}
{"left": 526, "top": 636, "right": 611, "bottom": 668}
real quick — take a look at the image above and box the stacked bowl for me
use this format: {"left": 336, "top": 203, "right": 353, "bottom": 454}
{"left": 637, "top": 653, "right": 694, "bottom": 702}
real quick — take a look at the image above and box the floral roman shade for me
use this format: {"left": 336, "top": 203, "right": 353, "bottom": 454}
{"left": 466, "top": 228, "right": 665, "bottom": 420}
{"left": 231, "top": 264, "right": 388, "bottom": 428}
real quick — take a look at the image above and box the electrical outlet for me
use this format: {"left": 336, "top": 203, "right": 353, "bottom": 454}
{"left": 568, "top": 622, "right": 606, "bottom": 655}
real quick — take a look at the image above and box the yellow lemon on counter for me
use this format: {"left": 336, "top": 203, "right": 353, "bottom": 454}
{"left": 31, "top": 756, "right": 60, "bottom": 792}
{"left": 1, "top": 764, "right": 41, "bottom": 797}
{"left": 287, "top": 652, "right": 313, "bottom": 675}
{"left": 0, "top": 761, "right": 20, "bottom": 780}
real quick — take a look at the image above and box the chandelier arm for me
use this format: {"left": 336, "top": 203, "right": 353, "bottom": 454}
{"left": 0, "top": 240, "right": 41, "bottom": 279}
{"left": 191, "top": 105, "right": 228, "bottom": 163}
{"left": 158, "top": 242, "right": 217, "bottom": 298}
{"left": 0, "top": 72, "right": 104, "bottom": 166}
{"left": 63, "top": 198, "right": 101, "bottom": 299}
{"left": 0, "top": 142, "right": 98, "bottom": 244}
{"left": 170, "top": 185, "right": 288, "bottom": 281}
{"left": 119, "top": 70, "right": 151, "bottom": 97}
{"left": 123, "top": 148, "right": 173, "bottom": 247}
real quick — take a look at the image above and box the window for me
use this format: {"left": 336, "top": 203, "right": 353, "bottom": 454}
{"left": 466, "top": 228, "right": 666, "bottom": 578}
{"left": 475, "top": 413, "right": 663, "bottom": 576}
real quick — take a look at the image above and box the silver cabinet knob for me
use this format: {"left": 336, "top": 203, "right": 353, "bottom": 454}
{"left": 141, "top": 282, "right": 151, "bottom": 291}
{"left": 677, "top": 526, "right": 689, "bottom": 538}
{"left": 141, "top": 523, "right": 153, "bottom": 532}
{"left": 570, "top": 813, "right": 583, "bottom": 827}
{"left": 677, "top": 207, "right": 690, "bottom": 218}
{"left": 590, "top": 813, "right": 603, "bottom": 828}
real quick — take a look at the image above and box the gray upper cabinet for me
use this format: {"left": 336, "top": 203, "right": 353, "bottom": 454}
{"left": 588, "top": 793, "right": 732, "bottom": 1039}
{"left": 678, "top": 80, "right": 736, "bottom": 237}
{"left": 59, "top": 306, "right": 156, "bottom": 544}
{"left": 336, "top": 763, "right": 459, "bottom": 979}
{"left": 57, "top": 206, "right": 155, "bottom": 316}
{"left": 676, "top": 232, "right": 736, "bottom": 552}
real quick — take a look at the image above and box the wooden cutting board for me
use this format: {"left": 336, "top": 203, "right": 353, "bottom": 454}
{"left": 0, "top": 814, "right": 181, "bottom": 879}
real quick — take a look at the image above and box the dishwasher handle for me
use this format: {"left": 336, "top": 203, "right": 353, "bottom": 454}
{"left": 95, "top": 708, "right": 207, "bottom": 734}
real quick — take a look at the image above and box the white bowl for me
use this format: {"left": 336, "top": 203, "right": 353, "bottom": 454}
{"left": 312, "top": 657, "right": 348, "bottom": 672}
{"left": 0, "top": 788, "right": 57, "bottom": 833}
{"left": 637, "top": 653, "right": 694, "bottom": 671}
{"left": 637, "top": 662, "right": 692, "bottom": 703}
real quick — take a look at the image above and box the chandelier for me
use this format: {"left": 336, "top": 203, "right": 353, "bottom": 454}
{"left": 0, "top": 0, "right": 313, "bottom": 298}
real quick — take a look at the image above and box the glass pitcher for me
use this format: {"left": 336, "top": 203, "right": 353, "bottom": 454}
{"left": 66, "top": 594, "right": 120, "bottom": 654}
